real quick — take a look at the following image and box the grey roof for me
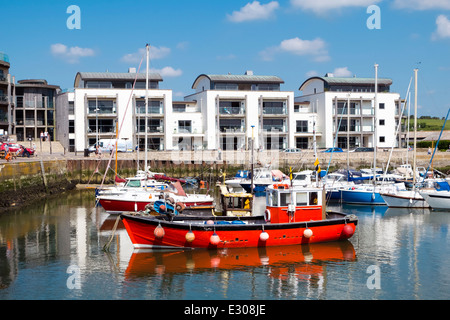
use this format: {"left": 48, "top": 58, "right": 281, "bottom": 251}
{"left": 192, "top": 74, "right": 284, "bottom": 89}
{"left": 299, "top": 76, "right": 392, "bottom": 91}
{"left": 77, "top": 72, "right": 163, "bottom": 81}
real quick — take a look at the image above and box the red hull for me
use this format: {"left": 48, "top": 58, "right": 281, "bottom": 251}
{"left": 121, "top": 213, "right": 358, "bottom": 249}
{"left": 99, "top": 199, "right": 214, "bottom": 214}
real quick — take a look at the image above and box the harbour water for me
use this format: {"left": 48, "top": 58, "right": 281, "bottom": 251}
{"left": 0, "top": 188, "right": 449, "bottom": 300}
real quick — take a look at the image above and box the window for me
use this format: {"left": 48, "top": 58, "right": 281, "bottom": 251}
{"left": 263, "top": 119, "right": 284, "bottom": 132}
{"left": 219, "top": 119, "right": 243, "bottom": 132}
{"left": 379, "top": 136, "right": 385, "bottom": 143}
{"left": 214, "top": 83, "right": 238, "bottom": 90}
{"left": 296, "top": 137, "right": 308, "bottom": 149}
{"left": 296, "top": 120, "right": 308, "bottom": 133}
{"left": 178, "top": 120, "right": 192, "bottom": 133}
{"left": 280, "top": 192, "right": 290, "bottom": 206}
{"left": 309, "top": 192, "right": 318, "bottom": 205}
{"left": 86, "top": 81, "right": 112, "bottom": 89}
{"left": 88, "top": 100, "right": 116, "bottom": 114}
{"left": 379, "top": 103, "right": 385, "bottom": 109}
{"left": 69, "top": 120, "right": 75, "bottom": 134}
{"left": 219, "top": 101, "right": 243, "bottom": 115}
{"left": 379, "top": 119, "right": 385, "bottom": 126}
{"left": 296, "top": 192, "right": 307, "bottom": 206}
{"left": 68, "top": 101, "right": 74, "bottom": 115}
{"left": 173, "top": 104, "right": 186, "bottom": 113}
{"left": 263, "top": 101, "right": 285, "bottom": 114}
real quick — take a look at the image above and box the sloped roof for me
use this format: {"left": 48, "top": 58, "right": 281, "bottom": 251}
{"left": 299, "top": 76, "right": 392, "bottom": 91}
{"left": 192, "top": 74, "right": 284, "bottom": 89}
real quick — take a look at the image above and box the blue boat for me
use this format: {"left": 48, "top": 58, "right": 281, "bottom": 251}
{"left": 341, "top": 186, "right": 385, "bottom": 205}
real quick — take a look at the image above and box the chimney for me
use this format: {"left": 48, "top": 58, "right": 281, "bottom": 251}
{"left": 128, "top": 67, "right": 137, "bottom": 73}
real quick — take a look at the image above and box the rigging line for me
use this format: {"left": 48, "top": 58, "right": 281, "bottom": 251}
{"left": 326, "top": 102, "right": 347, "bottom": 175}
{"left": 382, "top": 76, "right": 413, "bottom": 184}
{"left": 99, "top": 48, "right": 146, "bottom": 188}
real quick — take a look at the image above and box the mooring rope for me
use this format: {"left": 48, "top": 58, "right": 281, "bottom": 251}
{"left": 103, "top": 215, "right": 121, "bottom": 252}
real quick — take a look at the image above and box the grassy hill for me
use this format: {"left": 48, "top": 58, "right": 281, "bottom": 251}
{"left": 408, "top": 117, "right": 450, "bottom": 131}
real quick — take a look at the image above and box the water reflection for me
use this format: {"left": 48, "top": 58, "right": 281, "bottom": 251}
{"left": 1, "top": 189, "right": 450, "bottom": 299}
{"left": 124, "top": 242, "right": 356, "bottom": 300}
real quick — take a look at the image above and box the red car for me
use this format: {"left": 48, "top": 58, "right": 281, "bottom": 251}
{"left": 0, "top": 143, "right": 35, "bottom": 157}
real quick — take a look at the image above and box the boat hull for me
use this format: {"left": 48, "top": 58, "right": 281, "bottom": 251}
{"left": 381, "top": 191, "right": 429, "bottom": 208}
{"left": 420, "top": 191, "right": 450, "bottom": 210}
{"left": 99, "top": 196, "right": 213, "bottom": 215}
{"left": 341, "top": 189, "right": 385, "bottom": 205}
{"left": 120, "top": 213, "right": 358, "bottom": 249}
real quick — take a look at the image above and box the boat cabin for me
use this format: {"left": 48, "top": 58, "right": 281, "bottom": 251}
{"left": 265, "top": 184, "right": 325, "bottom": 223}
{"left": 219, "top": 185, "right": 253, "bottom": 217}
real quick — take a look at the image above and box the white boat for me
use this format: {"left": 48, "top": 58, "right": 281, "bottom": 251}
{"left": 381, "top": 189, "right": 429, "bottom": 208}
{"left": 420, "top": 181, "right": 450, "bottom": 210}
{"left": 225, "top": 167, "right": 286, "bottom": 192}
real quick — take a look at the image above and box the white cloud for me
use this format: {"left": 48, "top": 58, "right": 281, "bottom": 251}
{"left": 260, "top": 37, "right": 329, "bottom": 62}
{"left": 121, "top": 46, "right": 171, "bottom": 64}
{"left": 151, "top": 66, "right": 183, "bottom": 78}
{"left": 291, "top": 0, "right": 379, "bottom": 14}
{"left": 51, "top": 43, "right": 95, "bottom": 63}
{"left": 227, "top": 1, "right": 280, "bottom": 22}
{"left": 432, "top": 15, "right": 450, "bottom": 40}
{"left": 393, "top": 0, "right": 450, "bottom": 10}
{"left": 333, "top": 67, "right": 353, "bottom": 77}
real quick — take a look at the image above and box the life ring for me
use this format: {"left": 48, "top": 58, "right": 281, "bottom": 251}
{"left": 264, "top": 209, "right": 271, "bottom": 222}
{"left": 175, "top": 202, "right": 186, "bottom": 212}
{"left": 273, "top": 184, "right": 289, "bottom": 190}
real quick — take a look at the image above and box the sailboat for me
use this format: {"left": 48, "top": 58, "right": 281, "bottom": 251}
{"left": 381, "top": 69, "right": 429, "bottom": 208}
{"left": 340, "top": 64, "right": 401, "bottom": 205}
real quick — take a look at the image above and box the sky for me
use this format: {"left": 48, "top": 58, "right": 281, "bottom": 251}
{"left": 2, "top": 0, "right": 450, "bottom": 117}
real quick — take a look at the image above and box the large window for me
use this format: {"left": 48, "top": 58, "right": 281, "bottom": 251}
{"left": 263, "top": 101, "right": 285, "bottom": 114}
{"left": 296, "top": 120, "right": 308, "bottom": 133}
{"left": 219, "top": 101, "right": 243, "bottom": 115}
{"left": 136, "top": 100, "right": 163, "bottom": 114}
{"left": 178, "top": 120, "right": 192, "bottom": 133}
{"left": 263, "top": 119, "right": 285, "bottom": 132}
{"left": 88, "top": 100, "right": 116, "bottom": 114}
{"left": 219, "top": 119, "right": 243, "bottom": 132}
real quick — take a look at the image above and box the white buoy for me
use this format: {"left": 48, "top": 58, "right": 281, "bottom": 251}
{"left": 260, "top": 231, "right": 269, "bottom": 242}
{"left": 303, "top": 228, "right": 313, "bottom": 239}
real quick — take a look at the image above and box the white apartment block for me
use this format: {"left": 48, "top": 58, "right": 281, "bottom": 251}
{"left": 66, "top": 70, "right": 404, "bottom": 153}
{"left": 184, "top": 71, "right": 295, "bottom": 151}
{"left": 295, "top": 74, "right": 404, "bottom": 150}
{"left": 72, "top": 71, "right": 172, "bottom": 152}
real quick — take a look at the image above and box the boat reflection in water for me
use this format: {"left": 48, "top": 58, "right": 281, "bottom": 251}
{"left": 124, "top": 241, "right": 356, "bottom": 279}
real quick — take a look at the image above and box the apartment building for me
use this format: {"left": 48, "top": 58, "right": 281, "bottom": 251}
{"left": 71, "top": 71, "right": 172, "bottom": 152}
{"left": 14, "top": 79, "right": 61, "bottom": 142}
{"left": 295, "top": 74, "right": 404, "bottom": 149}
{"left": 184, "top": 71, "right": 295, "bottom": 151}
{"left": 0, "top": 52, "right": 14, "bottom": 136}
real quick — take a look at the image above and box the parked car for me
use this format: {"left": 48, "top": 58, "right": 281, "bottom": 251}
{"left": 321, "top": 147, "right": 343, "bottom": 153}
{"left": 350, "top": 147, "right": 374, "bottom": 152}
{"left": 282, "top": 148, "right": 302, "bottom": 153}
{"left": 0, "top": 143, "right": 21, "bottom": 153}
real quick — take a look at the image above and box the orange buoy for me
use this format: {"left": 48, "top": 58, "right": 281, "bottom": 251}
{"left": 185, "top": 231, "right": 195, "bottom": 242}
{"left": 154, "top": 225, "right": 165, "bottom": 239}
{"left": 210, "top": 233, "right": 220, "bottom": 245}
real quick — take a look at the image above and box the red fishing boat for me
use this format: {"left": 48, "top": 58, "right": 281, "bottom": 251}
{"left": 120, "top": 184, "right": 358, "bottom": 249}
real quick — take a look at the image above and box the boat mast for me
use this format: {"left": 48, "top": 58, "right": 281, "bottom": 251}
{"left": 373, "top": 63, "right": 378, "bottom": 189}
{"left": 413, "top": 69, "right": 418, "bottom": 189}
{"left": 145, "top": 44, "right": 149, "bottom": 173}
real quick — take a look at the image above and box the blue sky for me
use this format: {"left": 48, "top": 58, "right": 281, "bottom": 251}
{"left": 2, "top": 0, "right": 450, "bottom": 117}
